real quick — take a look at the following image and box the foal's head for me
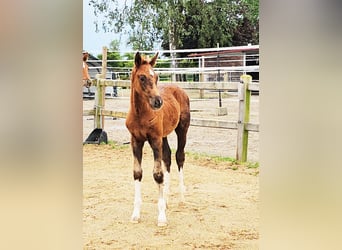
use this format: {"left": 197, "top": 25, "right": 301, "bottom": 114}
{"left": 131, "top": 52, "right": 163, "bottom": 110}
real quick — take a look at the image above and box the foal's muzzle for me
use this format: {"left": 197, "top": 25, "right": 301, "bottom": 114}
{"left": 150, "top": 96, "right": 163, "bottom": 110}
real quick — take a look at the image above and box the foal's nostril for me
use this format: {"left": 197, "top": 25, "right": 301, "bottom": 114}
{"left": 153, "top": 96, "right": 163, "bottom": 109}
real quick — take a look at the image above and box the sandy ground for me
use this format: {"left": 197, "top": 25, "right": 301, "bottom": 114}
{"left": 83, "top": 90, "right": 259, "bottom": 249}
{"left": 83, "top": 144, "right": 259, "bottom": 249}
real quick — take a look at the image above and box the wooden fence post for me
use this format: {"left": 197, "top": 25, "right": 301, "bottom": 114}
{"left": 95, "top": 46, "right": 107, "bottom": 129}
{"left": 199, "top": 56, "right": 204, "bottom": 99}
{"left": 236, "top": 74, "right": 252, "bottom": 162}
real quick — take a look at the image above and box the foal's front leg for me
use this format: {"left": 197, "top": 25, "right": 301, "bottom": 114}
{"left": 149, "top": 137, "right": 167, "bottom": 226}
{"left": 131, "top": 137, "right": 144, "bottom": 223}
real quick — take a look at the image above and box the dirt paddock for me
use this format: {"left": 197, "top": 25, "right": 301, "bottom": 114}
{"left": 83, "top": 91, "right": 259, "bottom": 249}
{"left": 83, "top": 144, "right": 259, "bottom": 249}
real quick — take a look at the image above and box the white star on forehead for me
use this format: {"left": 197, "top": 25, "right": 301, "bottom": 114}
{"left": 149, "top": 69, "right": 154, "bottom": 76}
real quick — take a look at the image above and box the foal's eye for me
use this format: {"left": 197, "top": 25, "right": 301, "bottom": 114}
{"left": 139, "top": 75, "right": 146, "bottom": 83}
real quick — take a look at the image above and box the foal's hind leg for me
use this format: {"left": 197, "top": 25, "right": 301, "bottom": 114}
{"left": 162, "top": 137, "right": 172, "bottom": 205}
{"left": 130, "top": 137, "right": 144, "bottom": 223}
{"left": 175, "top": 121, "right": 190, "bottom": 202}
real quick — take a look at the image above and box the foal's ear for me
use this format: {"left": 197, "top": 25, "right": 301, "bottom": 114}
{"left": 149, "top": 52, "right": 159, "bottom": 67}
{"left": 135, "top": 52, "right": 142, "bottom": 68}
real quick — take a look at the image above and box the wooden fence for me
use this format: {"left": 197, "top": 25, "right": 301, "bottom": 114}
{"left": 83, "top": 47, "right": 259, "bottom": 162}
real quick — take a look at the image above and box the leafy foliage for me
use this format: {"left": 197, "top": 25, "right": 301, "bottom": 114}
{"left": 88, "top": 0, "right": 259, "bottom": 51}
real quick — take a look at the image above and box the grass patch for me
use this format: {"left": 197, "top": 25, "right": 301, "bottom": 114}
{"left": 107, "top": 140, "right": 130, "bottom": 150}
{"left": 185, "top": 151, "right": 259, "bottom": 173}
{"left": 186, "top": 151, "right": 237, "bottom": 164}
{"left": 185, "top": 151, "right": 239, "bottom": 170}
{"left": 246, "top": 162, "right": 259, "bottom": 169}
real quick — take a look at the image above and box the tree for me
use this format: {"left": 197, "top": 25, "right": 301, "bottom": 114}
{"left": 173, "top": 0, "right": 259, "bottom": 50}
{"left": 88, "top": 0, "right": 259, "bottom": 51}
{"left": 231, "top": 0, "right": 259, "bottom": 46}
{"left": 97, "top": 39, "right": 124, "bottom": 68}
{"left": 172, "top": 0, "right": 237, "bottom": 51}
{"left": 89, "top": 0, "right": 163, "bottom": 50}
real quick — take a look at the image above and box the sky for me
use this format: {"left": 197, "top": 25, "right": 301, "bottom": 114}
{"left": 83, "top": 0, "right": 130, "bottom": 55}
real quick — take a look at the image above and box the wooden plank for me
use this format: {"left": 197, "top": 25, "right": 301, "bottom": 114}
{"left": 84, "top": 109, "right": 259, "bottom": 131}
{"left": 97, "top": 79, "right": 238, "bottom": 90}
{"left": 83, "top": 110, "right": 95, "bottom": 116}
{"left": 248, "top": 82, "right": 259, "bottom": 91}
{"left": 191, "top": 119, "right": 258, "bottom": 131}
{"left": 97, "top": 79, "right": 131, "bottom": 87}
{"left": 245, "top": 123, "right": 259, "bottom": 132}
{"left": 190, "top": 118, "right": 237, "bottom": 129}
{"left": 83, "top": 109, "right": 126, "bottom": 119}
{"left": 176, "top": 81, "right": 238, "bottom": 90}
{"left": 101, "top": 110, "right": 127, "bottom": 119}
{"left": 95, "top": 79, "right": 259, "bottom": 92}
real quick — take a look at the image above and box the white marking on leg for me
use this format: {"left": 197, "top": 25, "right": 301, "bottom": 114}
{"left": 157, "top": 184, "right": 167, "bottom": 226}
{"left": 131, "top": 180, "right": 141, "bottom": 223}
{"left": 179, "top": 168, "right": 185, "bottom": 202}
{"left": 163, "top": 171, "right": 170, "bottom": 206}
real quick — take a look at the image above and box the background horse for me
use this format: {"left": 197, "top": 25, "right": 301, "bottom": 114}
{"left": 126, "top": 52, "right": 190, "bottom": 226}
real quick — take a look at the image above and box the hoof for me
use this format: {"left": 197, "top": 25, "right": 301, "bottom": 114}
{"left": 157, "top": 221, "right": 168, "bottom": 227}
{"left": 130, "top": 217, "right": 140, "bottom": 224}
{"left": 153, "top": 172, "right": 163, "bottom": 184}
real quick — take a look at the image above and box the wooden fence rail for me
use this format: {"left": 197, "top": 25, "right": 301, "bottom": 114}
{"left": 91, "top": 78, "right": 259, "bottom": 91}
